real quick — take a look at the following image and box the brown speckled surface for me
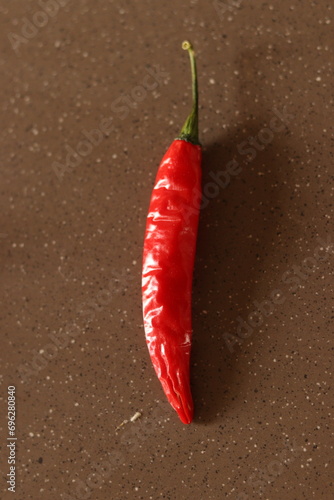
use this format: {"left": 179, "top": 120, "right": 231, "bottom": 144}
{"left": 1, "top": 1, "right": 333, "bottom": 499}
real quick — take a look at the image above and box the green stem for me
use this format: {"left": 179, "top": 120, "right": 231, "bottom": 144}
{"left": 177, "top": 41, "right": 200, "bottom": 145}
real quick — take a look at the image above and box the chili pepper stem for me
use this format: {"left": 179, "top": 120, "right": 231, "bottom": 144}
{"left": 177, "top": 41, "right": 200, "bottom": 145}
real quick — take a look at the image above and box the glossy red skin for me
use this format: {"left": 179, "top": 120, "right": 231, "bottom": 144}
{"left": 142, "top": 139, "right": 202, "bottom": 424}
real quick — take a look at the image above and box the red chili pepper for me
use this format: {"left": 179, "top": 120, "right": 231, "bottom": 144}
{"left": 142, "top": 42, "right": 201, "bottom": 424}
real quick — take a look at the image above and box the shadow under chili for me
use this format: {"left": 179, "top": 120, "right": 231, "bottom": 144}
{"left": 190, "top": 119, "right": 295, "bottom": 424}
